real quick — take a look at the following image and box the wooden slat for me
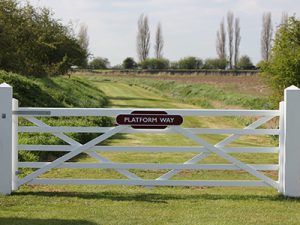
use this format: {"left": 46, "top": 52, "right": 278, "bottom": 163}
{"left": 157, "top": 116, "right": 276, "bottom": 181}
{"left": 18, "top": 145, "right": 279, "bottom": 153}
{"left": 27, "top": 179, "right": 270, "bottom": 187}
{"left": 172, "top": 126, "right": 279, "bottom": 189}
{"left": 24, "top": 117, "right": 142, "bottom": 181}
{"left": 17, "top": 126, "right": 126, "bottom": 187}
{"left": 15, "top": 108, "right": 280, "bottom": 117}
{"left": 18, "top": 162, "right": 279, "bottom": 170}
{"left": 18, "top": 126, "right": 280, "bottom": 135}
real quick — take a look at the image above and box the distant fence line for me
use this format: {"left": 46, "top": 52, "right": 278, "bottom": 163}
{"left": 74, "top": 69, "right": 259, "bottom": 76}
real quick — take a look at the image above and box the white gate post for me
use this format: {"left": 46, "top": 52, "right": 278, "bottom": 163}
{"left": 12, "top": 99, "right": 18, "bottom": 191}
{"left": 0, "top": 83, "right": 13, "bottom": 195}
{"left": 281, "top": 85, "right": 300, "bottom": 197}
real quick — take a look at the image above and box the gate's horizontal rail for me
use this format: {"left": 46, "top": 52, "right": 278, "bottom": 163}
{"left": 27, "top": 179, "right": 270, "bottom": 187}
{"left": 14, "top": 108, "right": 280, "bottom": 117}
{"left": 18, "top": 126, "right": 280, "bottom": 135}
{"left": 18, "top": 162, "right": 279, "bottom": 170}
{"left": 18, "top": 145, "right": 279, "bottom": 153}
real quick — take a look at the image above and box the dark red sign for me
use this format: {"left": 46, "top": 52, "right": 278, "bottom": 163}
{"left": 116, "top": 111, "right": 183, "bottom": 129}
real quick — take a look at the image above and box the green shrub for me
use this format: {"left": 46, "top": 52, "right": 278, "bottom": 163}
{"left": 262, "top": 16, "right": 300, "bottom": 104}
{"left": 122, "top": 57, "right": 137, "bottom": 69}
{"left": 177, "top": 57, "right": 203, "bottom": 69}
{"left": 203, "top": 58, "right": 227, "bottom": 69}
{"left": 89, "top": 57, "right": 110, "bottom": 70}
{"left": 140, "top": 58, "right": 169, "bottom": 70}
{"left": 0, "top": 0, "right": 87, "bottom": 77}
{"left": 237, "top": 55, "right": 255, "bottom": 70}
{"left": 0, "top": 70, "right": 112, "bottom": 161}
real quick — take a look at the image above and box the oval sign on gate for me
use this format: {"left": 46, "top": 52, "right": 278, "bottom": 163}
{"left": 116, "top": 111, "right": 183, "bottom": 129}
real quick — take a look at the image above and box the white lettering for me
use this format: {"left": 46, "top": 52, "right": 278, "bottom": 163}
{"left": 159, "top": 117, "right": 174, "bottom": 123}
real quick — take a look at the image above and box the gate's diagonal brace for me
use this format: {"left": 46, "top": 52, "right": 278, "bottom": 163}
{"left": 157, "top": 116, "right": 275, "bottom": 181}
{"left": 172, "top": 126, "right": 278, "bottom": 189}
{"left": 24, "top": 117, "right": 142, "bottom": 180}
{"left": 18, "top": 125, "right": 127, "bottom": 186}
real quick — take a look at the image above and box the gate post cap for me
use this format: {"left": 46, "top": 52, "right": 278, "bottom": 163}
{"left": 0, "top": 83, "right": 11, "bottom": 88}
{"left": 286, "top": 85, "right": 299, "bottom": 90}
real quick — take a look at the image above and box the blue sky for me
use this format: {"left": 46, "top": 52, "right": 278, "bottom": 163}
{"left": 29, "top": 0, "right": 299, "bottom": 65}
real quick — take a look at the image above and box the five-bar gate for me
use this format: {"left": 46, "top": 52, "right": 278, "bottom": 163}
{"left": 1, "top": 83, "right": 300, "bottom": 197}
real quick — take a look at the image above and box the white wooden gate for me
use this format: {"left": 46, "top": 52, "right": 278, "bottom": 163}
{"left": 1, "top": 83, "right": 300, "bottom": 197}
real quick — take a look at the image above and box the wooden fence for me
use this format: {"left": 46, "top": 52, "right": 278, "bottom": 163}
{"left": 0, "top": 83, "right": 300, "bottom": 197}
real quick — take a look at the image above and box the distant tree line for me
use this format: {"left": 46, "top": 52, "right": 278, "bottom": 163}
{"left": 92, "top": 11, "right": 293, "bottom": 73}
{"left": 118, "top": 55, "right": 254, "bottom": 70}
{"left": 0, "top": 0, "right": 88, "bottom": 77}
{"left": 127, "top": 13, "right": 253, "bottom": 71}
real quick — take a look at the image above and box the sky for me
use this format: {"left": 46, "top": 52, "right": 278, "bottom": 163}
{"left": 28, "top": 0, "right": 299, "bottom": 66}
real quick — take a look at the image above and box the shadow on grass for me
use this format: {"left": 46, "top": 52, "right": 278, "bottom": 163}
{"left": 0, "top": 218, "right": 97, "bottom": 225}
{"left": 14, "top": 190, "right": 300, "bottom": 203}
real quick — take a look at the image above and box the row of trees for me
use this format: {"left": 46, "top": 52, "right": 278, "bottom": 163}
{"left": 119, "top": 56, "right": 254, "bottom": 70}
{"left": 136, "top": 14, "right": 164, "bottom": 62}
{"left": 0, "top": 0, "right": 88, "bottom": 77}
{"left": 133, "top": 12, "right": 264, "bottom": 70}
{"left": 216, "top": 11, "right": 241, "bottom": 69}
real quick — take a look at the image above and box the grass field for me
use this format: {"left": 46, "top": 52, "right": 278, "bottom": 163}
{"left": 1, "top": 74, "right": 300, "bottom": 225}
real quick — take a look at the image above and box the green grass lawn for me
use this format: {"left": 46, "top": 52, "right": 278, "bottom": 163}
{"left": 1, "top": 75, "right": 300, "bottom": 225}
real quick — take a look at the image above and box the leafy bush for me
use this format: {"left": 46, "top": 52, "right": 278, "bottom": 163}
{"left": 0, "top": 0, "right": 87, "bottom": 77}
{"left": 123, "top": 57, "right": 137, "bottom": 69}
{"left": 237, "top": 55, "right": 255, "bottom": 70}
{"left": 177, "top": 57, "right": 203, "bottom": 69}
{"left": 140, "top": 58, "right": 169, "bottom": 70}
{"left": 89, "top": 57, "right": 110, "bottom": 70}
{"left": 262, "top": 16, "right": 300, "bottom": 104}
{"left": 203, "top": 58, "right": 227, "bottom": 69}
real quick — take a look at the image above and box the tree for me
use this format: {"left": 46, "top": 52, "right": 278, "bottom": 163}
{"left": 234, "top": 17, "right": 241, "bottom": 69}
{"left": 123, "top": 57, "right": 137, "bottom": 69}
{"left": 0, "top": 0, "right": 86, "bottom": 77}
{"left": 136, "top": 14, "right": 150, "bottom": 62}
{"left": 154, "top": 22, "right": 164, "bottom": 59}
{"left": 261, "top": 12, "right": 273, "bottom": 62}
{"left": 281, "top": 11, "right": 288, "bottom": 25}
{"left": 237, "top": 55, "right": 255, "bottom": 70}
{"left": 140, "top": 58, "right": 169, "bottom": 70}
{"left": 227, "top": 11, "right": 234, "bottom": 69}
{"left": 262, "top": 17, "right": 300, "bottom": 103}
{"left": 177, "top": 57, "right": 203, "bottom": 69}
{"left": 89, "top": 57, "right": 110, "bottom": 69}
{"left": 216, "top": 19, "right": 226, "bottom": 60}
{"left": 203, "top": 58, "right": 227, "bottom": 69}
{"left": 77, "top": 23, "right": 89, "bottom": 66}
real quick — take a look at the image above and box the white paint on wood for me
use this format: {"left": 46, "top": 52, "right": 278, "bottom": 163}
{"left": 0, "top": 83, "right": 12, "bottom": 195}
{"left": 12, "top": 99, "right": 18, "bottom": 191}
{"left": 24, "top": 117, "right": 141, "bottom": 180}
{"left": 18, "top": 126, "right": 126, "bottom": 186}
{"left": 15, "top": 108, "right": 280, "bottom": 117}
{"left": 156, "top": 116, "right": 275, "bottom": 181}
{"left": 18, "top": 145, "right": 279, "bottom": 153}
{"left": 172, "top": 126, "right": 278, "bottom": 189}
{"left": 18, "top": 162, "right": 279, "bottom": 170}
{"left": 28, "top": 179, "right": 270, "bottom": 187}
{"left": 18, "top": 126, "right": 279, "bottom": 135}
{"left": 281, "top": 86, "right": 300, "bottom": 197}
